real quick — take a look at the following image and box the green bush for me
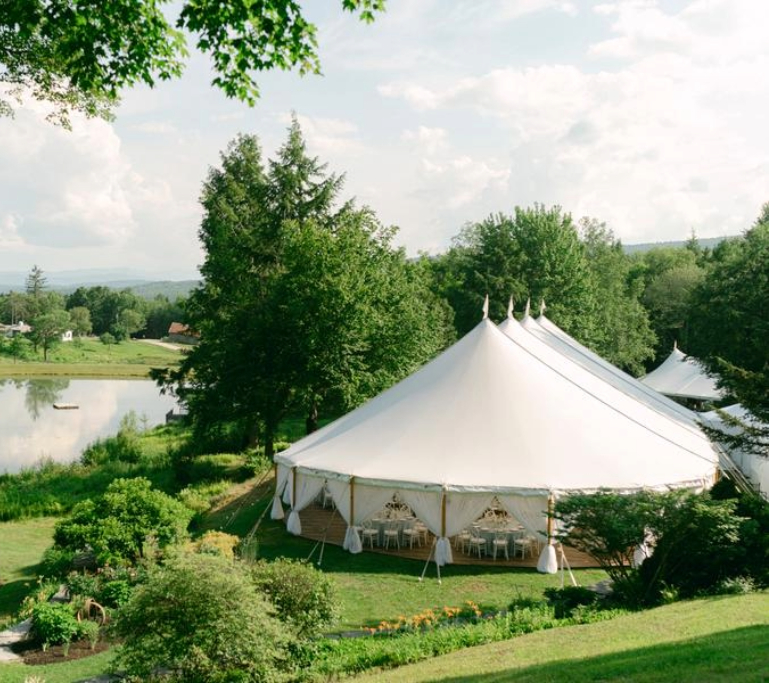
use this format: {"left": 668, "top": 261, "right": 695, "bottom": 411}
{"left": 112, "top": 552, "right": 295, "bottom": 683}
{"left": 40, "top": 546, "right": 76, "bottom": 579}
{"left": 53, "top": 477, "right": 193, "bottom": 566}
{"left": 30, "top": 602, "right": 81, "bottom": 647}
{"left": 81, "top": 412, "right": 144, "bottom": 465}
{"left": 543, "top": 586, "right": 600, "bottom": 618}
{"left": 251, "top": 558, "right": 339, "bottom": 637}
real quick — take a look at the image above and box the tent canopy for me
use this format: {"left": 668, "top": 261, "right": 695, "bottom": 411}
{"left": 640, "top": 344, "right": 724, "bottom": 401}
{"left": 277, "top": 319, "right": 717, "bottom": 495}
{"left": 521, "top": 313, "right": 701, "bottom": 430}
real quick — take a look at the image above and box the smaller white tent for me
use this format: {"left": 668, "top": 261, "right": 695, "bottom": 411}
{"left": 640, "top": 344, "right": 724, "bottom": 402}
{"left": 700, "top": 405, "right": 769, "bottom": 498}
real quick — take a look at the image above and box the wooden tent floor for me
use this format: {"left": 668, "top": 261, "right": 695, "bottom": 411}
{"left": 294, "top": 504, "right": 598, "bottom": 569}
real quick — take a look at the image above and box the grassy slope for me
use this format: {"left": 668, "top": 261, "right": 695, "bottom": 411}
{"left": 0, "top": 651, "right": 114, "bottom": 683}
{"left": 356, "top": 593, "right": 769, "bottom": 683}
{"left": 0, "top": 338, "right": 180, "bottom": 377}
{"left": 0, "top": 518, "right": 57, "bottom": 626}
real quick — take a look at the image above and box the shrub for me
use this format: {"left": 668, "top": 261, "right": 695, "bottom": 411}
{"left": 112, "top": 552, "right": 294, "bottom": 683}
{"left": 30, "top": 602, "right": 81, "bottom": 648}
{"left": 190, "top": 530, "right": 240, "bottom": 559}
{"left": 638, "top": 491, "right": 743, "bottom": 603}
{"left": 543, "top": 586, "right": 600, "bottom": 618}
{"left": 251, "top": 558, "right": 339, "bottom": 637}
{"left": 53, "top": 477, "right": 193, "bottom": 566}
{"left": 40, "top": 546, "right": 76, "bottom": 579}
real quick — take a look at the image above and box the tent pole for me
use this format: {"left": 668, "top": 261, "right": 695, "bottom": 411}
{"left": 546, "top": 493, "right": 555, "bottom": 542}
{"left": 350, "top": 477, "right": 356, "bottom": 527}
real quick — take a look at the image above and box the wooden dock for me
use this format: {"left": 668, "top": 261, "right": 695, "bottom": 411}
{"left": 293, "top": 503, "right": 598, "bottom": 569}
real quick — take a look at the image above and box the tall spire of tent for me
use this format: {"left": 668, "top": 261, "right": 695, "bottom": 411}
{"left": 539, "top": 299, "right": 547, "bottom": 316}
{"left": 482, "top": 294, "right": 489, "bottom": 320}
{"left": 507, "top": 296, "right": 514, "bottom": 319}
{"left": 524, "top": 298, "right": 531, "bottom": 319}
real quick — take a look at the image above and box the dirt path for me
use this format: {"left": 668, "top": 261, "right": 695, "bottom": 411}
{"left": 135, "top": 339, "right": 184, "bottom": 352}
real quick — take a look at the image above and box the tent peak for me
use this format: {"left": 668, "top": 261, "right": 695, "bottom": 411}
{"left": 507, "top": 296, "right": 514, "bottom": 319}
{"left": 540, "top": 299, "right": 547, "bottom": 316}
{"left": 524, "top": 298, "right": 531, "bottom": 319}
{"left": 482, "top": 294, "right": 489, "bottom": 320}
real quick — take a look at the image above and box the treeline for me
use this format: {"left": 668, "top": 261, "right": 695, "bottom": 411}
{"left": 153, "top": 119, "right": 768, "bottom": 456}
{"left": 0, "top": 268, "right": 187, "bottom": 359}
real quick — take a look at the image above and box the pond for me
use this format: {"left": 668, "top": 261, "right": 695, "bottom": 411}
{"left": 0, "top": 378, "right": 179, "bottom": 474}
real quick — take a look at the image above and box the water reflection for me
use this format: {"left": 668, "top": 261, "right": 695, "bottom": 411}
{"left": 25, "top": 378, "right": 70, "bottom": 421}
{"left": 0, "top": 378, "right": 178, "bottom": 474}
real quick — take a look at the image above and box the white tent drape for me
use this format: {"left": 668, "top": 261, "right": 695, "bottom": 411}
{"left": 496, "top": 494, "right": 549, "bottom": 541}
{"left": 352, "top": 484, "right": 397, "bottom": 524}
{"left": 271, "top": 464, "right": 290, "bottom": 520}
{"left": 286, "top": 471, "right": 325, "bottom": 535}
{"left": 325, "top": 479, "right": 350, "bottom": 522}
{"left": 498, "top": 494, "right": 556, "bottom": 574}
{"left": 444, "top": 493, "right": 495, "bottom": 537}
{"left": 399, "top": 490, "right": 442, "bottom": 535}
{"left": 282, "top": 466, "right": 293, "bottom": 505}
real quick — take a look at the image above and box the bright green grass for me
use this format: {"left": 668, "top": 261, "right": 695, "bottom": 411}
{"left": 0, "top": 517, "right": 56, "bottom": 627}
{"left": 0, "top": 650, "right": 115, "bottom": 683}
{"left": 0, "top": 338, "right": 180, "bottom": 377}
{"left": 200, "top": 481, "right": 607, "bottom": 632}
{"left": 355, "top": 593, "right": 769, "bottom": 682}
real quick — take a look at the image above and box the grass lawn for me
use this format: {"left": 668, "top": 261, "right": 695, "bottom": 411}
{"left": 355, "top": 592, "right": 769, "bottom": 682}
{"left": 0, "top": 650, "right": 115, "bottom": 683}
{"left": 0, "top": 338, "right": 181, "bottom": 378}
{"left": 0, "top": 517, "right": 56, "bottom": 627}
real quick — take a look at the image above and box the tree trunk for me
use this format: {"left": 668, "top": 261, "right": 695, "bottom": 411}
{"left": 305, "top": 401, "right": 319, "bottom": 435}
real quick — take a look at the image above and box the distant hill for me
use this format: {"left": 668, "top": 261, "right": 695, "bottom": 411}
{"left": 128, "top": 280, "right": 200, "bottom": 299}
{"left": 0, "top": 268, "right": 200, "bottom": 299}
{"left": 623, "top": 236, "right": 733, "bottom": 254}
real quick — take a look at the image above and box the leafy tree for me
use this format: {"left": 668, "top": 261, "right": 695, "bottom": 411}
{"left": 250, "top": 557, "right": 339, "bottom": 637}
{"left": 557, "top": 489, "right": 745, "bottom": 606}
{"left": 160, "top": 122, "right": 452, "bottom": 455}
{"left": 580, "top": 218, "right": 656, "bottom": 374}
{"left": 432, "top": 205, "right": 597, "bottom": 340}
{"left": 1, "top": 0, "right": 384, "bottom": 126}
{"left": 29, "top": 307, "right": 70, "bottom": 360}
{"left": 68, "top": 306, "right": 92, "bottom": 337}
{"left": 112, "top": 308, "right": 145, "bottom": 341}
{"left": 689, "top": 209, "right": 769, "bottom": 455}
{"left": 53, "top": 477, "right": 192, "bottom": 566}
{"left": 555, "top": 490, "right": 656, "bottom": 598}
{"left": 112, "top": 552, "right": 294, "bottom": 683}
{"left": 0, "top": 290, "right": 31, "bottom": 324}
{"left": 99, "top": 332, "right": 117, "bottom": 350}
{"left": 142, "top": 295, "right": 187, "bottom": 338}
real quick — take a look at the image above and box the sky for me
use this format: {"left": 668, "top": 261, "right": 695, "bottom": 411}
{"left": 1, "top": 0, "right": 768, "bottom": 280}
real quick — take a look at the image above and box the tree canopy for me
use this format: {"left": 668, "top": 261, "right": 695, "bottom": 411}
{"left": 0, "top": 0, "right": 384, "bottom": 126}
{"left": 159, "top": 121, "right": 453, "bottom": 455}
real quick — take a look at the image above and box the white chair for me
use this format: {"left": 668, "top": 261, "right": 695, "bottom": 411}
{"left": 383, "top": 520, "right": 401, "bottom": 550}
{"left": 514, "top": 536, "right": 534, "bottom": 559}
{"left": 468, "top": 527, "right": 487, "bottom": 559}
{"left": 492, "top": 532, "right": 509, "bottom": 560}
{"left": 402, "top": 520, "right": 421, "bottom": 549}
{"left": 454, "top": 528, "right": 471, "bottom": 552}
{"left": 361, "top": 521, "right": 379, "bottom": 549}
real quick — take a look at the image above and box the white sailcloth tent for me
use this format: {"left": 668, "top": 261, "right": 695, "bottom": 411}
{"left": 519, "top": 310, "right": 703, "bottom": 432}
{"left": 274, "top": 315, "right": 717, "bottom": 573}
{"left": 640, "top": 344, "right": 724, "bottom": 402}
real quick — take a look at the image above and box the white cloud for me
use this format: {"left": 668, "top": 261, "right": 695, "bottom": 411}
{"left": 283, "top": 113, "right": 364, "bottom": 156}
{"left": 402, "top": 126, "right": 448, "bottom": 155}
{"left": 378, "top": 0, "right": 769, "bottom": 243}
